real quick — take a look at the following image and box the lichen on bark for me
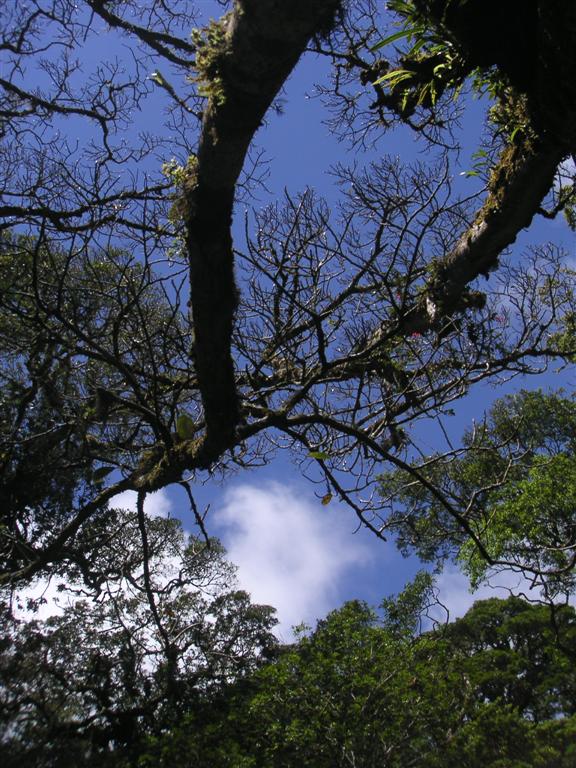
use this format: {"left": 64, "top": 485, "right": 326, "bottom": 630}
{"left": 161, "top": 0, "right": 343, "bottom": 474}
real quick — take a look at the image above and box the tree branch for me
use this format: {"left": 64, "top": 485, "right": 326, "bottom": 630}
{"left": 420, "top": 139, "right": 566, "bottom": 324}
{"left": 184, "top": 0, "right": 341, "bottom": 466}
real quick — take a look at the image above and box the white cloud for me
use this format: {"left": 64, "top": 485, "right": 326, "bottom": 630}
{"left": 109, "top": 488, "right": 173, "bottom": 518}
{"left": 11, "top": 578, "right": 72, "bottom": 621}
{"left": 214, "top": 482, "right": 371, "bottom": 639}
{"left": 13, "top": 483, "right": 375, "bottom": 639}
{"left": 433, "top": 565, "right": 550, "bottom": 624}
{"left": 12, "top": 489, "right": 174, "bottom": 621}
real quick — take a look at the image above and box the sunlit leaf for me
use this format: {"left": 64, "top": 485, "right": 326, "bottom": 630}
{"left": 373, "top": 68, "right": 415, "bottom": 87}
{"left": 308, "top": 450, "right": 330, "bottom": 461}
{"left": 371, "top": 27, "right": 415, "bottom": 52}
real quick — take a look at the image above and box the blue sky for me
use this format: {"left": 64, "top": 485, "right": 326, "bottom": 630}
{"left": 10, "top": 1, "right": 576, "bottom": 637}
{"left": 192, "top": 14, "right": 574, "bottom": 635}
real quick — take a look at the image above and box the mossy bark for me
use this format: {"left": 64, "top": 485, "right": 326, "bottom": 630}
{"left": 183, "top": 0, "right": 341, "bottom": 469}
{"left": 403, "top": 0, "right": 575, "bottom": 330}
{"left": 423, "top": 139, "right": 564, "bottom": 321}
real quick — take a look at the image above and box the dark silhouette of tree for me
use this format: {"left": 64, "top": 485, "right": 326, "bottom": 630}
{"left": 0, "top": 511, "right": 277, "bottom": 767}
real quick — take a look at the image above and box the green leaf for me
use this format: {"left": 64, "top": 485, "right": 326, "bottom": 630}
{"left": 371, "top": 27, "right": 415, "bottom": 52}
{"left": 509, "top": 125, "right": 524, "bottom": 143}
{"left": 308, "top": 450, "right": 330, "bottom": 461}
{"left": 406, "top": 37, "right": 427, "bottom": 57}
{"left": 176, "top": 413, "right": 197, "bottom": 440}
{"left": 373, "top": 69, "right": 415, "bottom": 87}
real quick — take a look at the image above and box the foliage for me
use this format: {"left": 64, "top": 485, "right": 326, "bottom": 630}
{"left": 371, "top": 0, "right": 576, "bottom": 134}
{"left": 2, "top": 1, "right": 576, "bottom": 763}
{"left": 0, "top": 233, "right": 198, "bottom": 582}
{"left": 364, "top": 0, "right": 576, "bottom": 228}
{"left": 379, "top": 389, "right": 576, "bottom": 596}
{"left": 0, "top": 511, "right": 277, "bottom": 767}
{"left": 0, "top": 0, "right": 575, "bottom": 695}
{"left": 142, "top": 591, "right": 576, "bottom": 767}
{"left": 370, "top": 0, "right": 473, "bottom": 118}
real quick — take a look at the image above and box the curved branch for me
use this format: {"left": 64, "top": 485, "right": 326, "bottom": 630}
{"left": 0, "top": 477, "right": 133, "bottom": 586}
{"left": 184, "top": 0, "right": 341, "bottom": 466}
{"left": 425, "top": 141, "right": 566, "bottom": 316}
{"left": 86, "top": 0, "right": 196, "bottom": 66}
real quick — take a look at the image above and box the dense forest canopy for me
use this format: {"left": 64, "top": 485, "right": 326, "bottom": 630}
{"left": 1, "top": 514, "right": 279, "bottom": 766}
{"left": 3, "top": 577, "right": 576, "bottom": 766}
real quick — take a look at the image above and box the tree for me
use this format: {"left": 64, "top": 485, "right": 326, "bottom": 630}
{"left": 138, "top": 588, "right": 576, "bottom": 767}
{"left": 379, "top": 388, "right": 576, "bottom": 598}
{"left": 0, "top": 234, "right": 196, "bottom": 581}
{"left": 1, "top": 0, "right": 575, "bottom": 591}
{"left": 0, "top": 509, "right": 277, "bottom": 767}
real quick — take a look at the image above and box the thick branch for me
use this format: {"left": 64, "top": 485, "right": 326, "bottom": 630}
{"left": 185, "top": 0, "right": 340, "bottom": 466}
{"left": 416, "top": 139, "right": 566, "bottom": 327}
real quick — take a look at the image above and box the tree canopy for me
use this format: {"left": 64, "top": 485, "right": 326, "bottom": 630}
{"left": 3, "top": 3, "right": 576, "bottom": 763}
{"left": 0, "top": 512, "right": 277, "bottom": 767}
{"left": 4, "top": 558, "right": 576, "bottom": 766}
{"left": 136, "top": 588, "right": 576, "bottom": 767}
{"left": 1, "top": 0, "right": 576, "bottom": 625}
{"left": 379, "top": 387, "right": 576, "bottom": 597}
